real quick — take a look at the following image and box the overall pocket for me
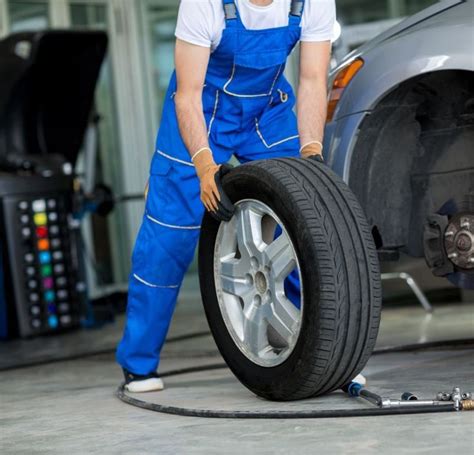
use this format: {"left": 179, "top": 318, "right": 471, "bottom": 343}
{"left": 146, "top": 153, "right": 172, "bottom": 221}
{"left": 202, "top": 88, "right": 220, "bottom": 137}
{"left": 150, "top": 152, "right": 172, "bottom": 176}
{"left": 223, "top": 49, "right": 287, "bottom": 97}
{"left": 147, "top": 153, "right": 203, "bottom": 229}
{"left": 255, "top": 117, "right": 299, "bottom": 149}
{"left": 254, "top": 103, "right": 299, "bottom": 150}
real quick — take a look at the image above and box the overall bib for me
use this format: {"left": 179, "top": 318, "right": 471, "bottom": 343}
{"left": 117, "top": 0, "right": 306, "bottom": 375}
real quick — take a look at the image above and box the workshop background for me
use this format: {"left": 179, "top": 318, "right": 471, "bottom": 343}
{"left": 0, "top": 0, "right": 442, "bottom": 300}
{"left": 1, "top": 1, "right": 473, "bottom": 453}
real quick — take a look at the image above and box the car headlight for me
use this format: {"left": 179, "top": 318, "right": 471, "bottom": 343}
{"left": 327, "top": 58, "right": 364, "bottom": 122}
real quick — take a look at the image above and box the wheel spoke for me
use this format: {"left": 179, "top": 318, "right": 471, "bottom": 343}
{"left": 236, "top": 206, "right": 263, "bottom": 257}
{"left": 243, "top": 305, "right": 268, "bottom": 356}
{"left": 220, "top": 257, "right": 257, "bottom": 310}
{"left": 266, "top": 292, "right": 299, "bottom": 344}
{"left": 264, "top": 234, "right": 296, "bottom": 281}
{"left": 220, "top": 274, "right": 246, "bottom": 297}
{"left": 220, "top": 255, "right": 251, "bottom": 281}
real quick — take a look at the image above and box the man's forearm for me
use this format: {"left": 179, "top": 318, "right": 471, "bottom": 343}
{"left": 174, "top": 92, "right": 211, "bottom": 162}
{"left": 297, "top": 77, "right": 328, "bottom": 150}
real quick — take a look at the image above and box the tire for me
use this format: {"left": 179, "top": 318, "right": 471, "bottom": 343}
{"left": 199, "top": 158, "right": 382, "bottom": 401}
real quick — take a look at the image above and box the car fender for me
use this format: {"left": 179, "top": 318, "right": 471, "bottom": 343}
{"left": 328, "top": 4, "right": 473, "bottom": 180}
{"left": 324, "top": 112, "right": 368, "bottom": 183}
{"left": 335, "top": 34, "right": 473, "bottom": 120}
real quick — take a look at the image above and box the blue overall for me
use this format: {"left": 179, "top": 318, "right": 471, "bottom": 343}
{"left": 117, "top": 0, "right": 306, "bottom": 375}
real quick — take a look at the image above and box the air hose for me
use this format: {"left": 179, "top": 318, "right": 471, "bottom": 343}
{"left": 115, "top": 338, "right": 474, "bottom": 420}
{"left": 4, "top": 333, "right": 472, "bottom": 373}
{"left": 0, "top": 330, "right": 211, "bottom": 372}
{"left": 115, "top": 363, "right": 462, "bottom": 419}
{"left": 2, "top": 331, "right": 472, "bottom": 419}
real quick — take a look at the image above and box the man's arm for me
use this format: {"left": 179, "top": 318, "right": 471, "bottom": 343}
{"left": 174, "top": 39, "right": 210, "bottom": 160}
{"left": 297, "top": 41, "right": 332, "bottom": 158}
{"left": 174, "top": 39, "right": 221, "bottom": 212}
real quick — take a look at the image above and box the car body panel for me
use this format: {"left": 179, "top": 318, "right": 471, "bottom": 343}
{"left": 343, "top": 0, "right": 465, "bottom": 62}
{"left": 325, "top": 1, "right": 474, "bottom": 183}
{"left": 324, "top": 112, "right": 367, "bottom": 182}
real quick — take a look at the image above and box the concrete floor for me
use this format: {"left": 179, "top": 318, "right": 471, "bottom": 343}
{"left": 1, "top": 296, "right": 473, "bottom": 454}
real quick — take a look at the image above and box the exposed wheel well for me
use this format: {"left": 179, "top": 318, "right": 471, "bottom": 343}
{"left": 349, "top": 70, "right": 474, "bottom": 257}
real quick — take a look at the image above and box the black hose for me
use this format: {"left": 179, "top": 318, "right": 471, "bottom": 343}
{"left": 2, "top": 334, "right": 473, "bottom": 373}
{"left": 113, "top": 337, "right": 473, "bottom": 419}
{"left": 0, "top": 330, "right": 211, "bottom": 373}
{"left": 115, "top": 194, "right": 144, "bottom": 203}
{"left": 2, "top": 331, "right": 468, "bottom": 419}
{"left": 359, "top": 389, "right": 383, "bottom": 407}
{"left": 371, "top": 338, "right": 474, "bottom": 355}
{"left": 115, "top": 363, "right": 456, "bottom": 419}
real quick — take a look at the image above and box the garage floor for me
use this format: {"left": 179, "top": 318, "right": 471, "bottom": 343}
{"left": 1, "top": 293, "right": 473, "bottom": 454}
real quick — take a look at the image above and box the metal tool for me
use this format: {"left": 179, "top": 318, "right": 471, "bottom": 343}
{"left": 437, "top": 387, "right": 473, "bottom": 411}
{"left": 381, "top": 272, "right": 433, "bottom": 313}
{"left": 346, "top": 384, "right": 473, "bottom": 411}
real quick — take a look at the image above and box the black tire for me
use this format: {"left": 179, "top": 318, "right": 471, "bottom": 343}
{"left": 199, "top": 158, "right": 382, "bottom": 401}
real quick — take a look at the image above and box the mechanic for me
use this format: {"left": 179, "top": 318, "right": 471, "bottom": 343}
{"left": 117, "top": 0, "right": 354, "bottom": 392}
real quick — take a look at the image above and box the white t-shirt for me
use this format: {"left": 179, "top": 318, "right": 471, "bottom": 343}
{"left": 176, "top": 0, "right": 337, "bottom": 52}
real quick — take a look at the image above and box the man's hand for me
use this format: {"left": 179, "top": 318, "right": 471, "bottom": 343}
{"left": 308, "top": 154, "right": 324, "bottom": 164}
{"left": 198, "top": 162, "right": 221, "bottom": 213}
{"left": 212, "top": 165, "right": 235, "bottom": 221}
{"left": 194, "top": 150, "right": 235, "bottom": 221}
{"left": 300, "top": 141, "right": 324, "bottom": 161}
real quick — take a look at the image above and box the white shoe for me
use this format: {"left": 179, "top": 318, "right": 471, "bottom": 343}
{"left": 352, "top": 373, "right": 367, "bottom": 386}
{"left": 123, "top": 370, "right": 165, "bottom": 393}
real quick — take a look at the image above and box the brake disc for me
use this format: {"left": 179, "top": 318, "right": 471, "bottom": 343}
{"left": 439, "top": 195, "right": 474, "bottom": 289}
{"left": 444, "top": 214, "right": 474, "bottom": 269}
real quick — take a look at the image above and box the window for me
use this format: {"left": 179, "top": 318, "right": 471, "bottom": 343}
{"left": 337, "top": 0, "right": 440, "bottom": 25}
{"left": 8, "top": 0, "right": 49, "bottom": 32}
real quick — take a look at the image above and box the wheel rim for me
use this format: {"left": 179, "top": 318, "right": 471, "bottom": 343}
{"left": 214, "top": 199, "right": 304, "bottom": 367}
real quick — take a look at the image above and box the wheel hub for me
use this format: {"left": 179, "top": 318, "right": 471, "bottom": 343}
{"left": 254, "top": 271, "right": 268, "bottom": 295}
{"left": 214, "top": 199, "right": 304, "bottom": 368}
{"left": 445, "top": 214, "right": 474, "bottom": 269}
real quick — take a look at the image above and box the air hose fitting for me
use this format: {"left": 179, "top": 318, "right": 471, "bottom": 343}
{"left": 461, "top": 400, "right": 474, "bottom": 410}
{"left": 344, "top": 382, "right": 473, "bottom": 412}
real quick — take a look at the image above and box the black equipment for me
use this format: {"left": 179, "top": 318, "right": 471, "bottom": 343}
{"left": 0, "top": 31, "right": 108, "bottom": 339}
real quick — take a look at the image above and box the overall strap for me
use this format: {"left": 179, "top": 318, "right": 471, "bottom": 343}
{"left": 289, "top": 0, "right": 305, "bottom": 26}
{"left": 223, "top": 0, "right": 241, "bottom": 28}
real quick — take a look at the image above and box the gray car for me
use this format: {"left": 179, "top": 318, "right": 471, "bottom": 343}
{"left": 324, "top": 0, "right": 474, "bottom": 289}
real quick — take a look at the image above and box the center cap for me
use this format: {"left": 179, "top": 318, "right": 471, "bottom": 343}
{"left": 255, "top": 271, "right": 268, "bottom": 295}
{"left": 456, "top": 232, "right": 472, "bottom": 252}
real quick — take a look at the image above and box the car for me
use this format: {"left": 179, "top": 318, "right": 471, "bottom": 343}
{"left": 323, "top": 0, "right": 474, "bottom": 289}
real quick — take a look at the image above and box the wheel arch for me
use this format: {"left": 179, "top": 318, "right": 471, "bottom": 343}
{"left": 334, "top": 9, "right": 474, "bottom": 121}
{"left": 347, "top": 69, "right": 474, "bottom": 257}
